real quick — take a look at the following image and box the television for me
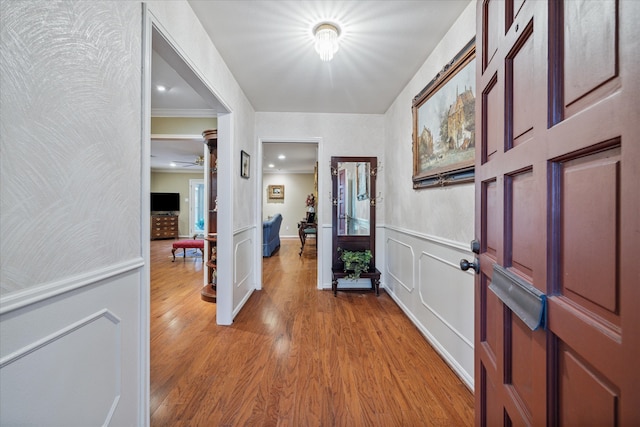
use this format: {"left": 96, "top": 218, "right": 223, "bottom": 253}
{"left": 151, "top": 192, "right": 180, "bottom": 212}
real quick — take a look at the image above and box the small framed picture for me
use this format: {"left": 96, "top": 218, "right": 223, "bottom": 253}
{"left": 240, "top": 150, "right": 250, "bottom": 178}
{"left": 267, "top": 184, "right": 284, "bottom": 199}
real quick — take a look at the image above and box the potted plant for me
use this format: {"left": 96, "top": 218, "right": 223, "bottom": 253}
{"left": 338, "top": 248, "right": 372, "bottom": 280}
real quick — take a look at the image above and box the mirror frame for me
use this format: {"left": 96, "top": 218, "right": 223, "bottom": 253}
{"left": 331, "top": 156, "right": 377, "bottom": 271}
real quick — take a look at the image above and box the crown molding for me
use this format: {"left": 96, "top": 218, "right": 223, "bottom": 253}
{"left": 151, "top": 108, "right": 217, "bottom": 118}
{"left": 150, "top": 133, "right": 203, "bottom": 140}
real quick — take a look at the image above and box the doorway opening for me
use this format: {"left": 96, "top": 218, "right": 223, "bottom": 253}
{"left": 189, "top": 179, "right": 205, "bottom": 236}
{"left": 258, "top": 139, "right": 321, "bottom": 290}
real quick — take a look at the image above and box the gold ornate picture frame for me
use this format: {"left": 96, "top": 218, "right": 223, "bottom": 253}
{"left": 412, "top": 38, "right": 476, "bottom": 189}
{"left": 267, "top": 184, "right": 284, "bottom": 199}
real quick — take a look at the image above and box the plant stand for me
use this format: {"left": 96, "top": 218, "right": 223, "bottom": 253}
{"left": 331, "top": 268, "right": 381, "bottom": 297}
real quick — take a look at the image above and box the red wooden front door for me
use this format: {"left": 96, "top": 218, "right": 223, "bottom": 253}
{"left": 474, "top": 0, "right": 640, "bottom": 425}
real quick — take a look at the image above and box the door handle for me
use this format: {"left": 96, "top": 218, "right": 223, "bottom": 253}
{"left": 460, "top": 258, "right": 480, "bottom": 274}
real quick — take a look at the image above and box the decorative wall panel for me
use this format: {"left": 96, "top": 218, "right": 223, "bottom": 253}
{"left": 419, "top": 251, "right": 473, "bottom": 346}
{"left": 386, "top": 238, "right": 415, "bottom": 292}
{"left": 0, "top": 272, "right": 141, "bottom": 425}
{"left": 384, "top": 227, "right": 474, "bottom": 388}
{"left": 0, "top": 310, "right": 121, "bottom": 426}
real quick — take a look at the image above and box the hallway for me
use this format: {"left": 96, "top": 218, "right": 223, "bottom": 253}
{"left": 150, "top": 238, "right": 473, "bottom": 425}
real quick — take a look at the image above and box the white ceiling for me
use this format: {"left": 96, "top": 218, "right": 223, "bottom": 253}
{"left": 189, "top": 0, "right": 470, "bottom": 114}
{"left": 263, "top": 142, "right": 318, "bottom": 174}
{"left": 151, "top": 1, "right": 471, "bottom": 173}
{"left": 150, "top": 136, "right": 206, "bottom": 172}
{"left": 187, "top": 0, "right": 471, "bottom": 114}
{"left": 151, "top": 50, "right": 211, "bottom": 112}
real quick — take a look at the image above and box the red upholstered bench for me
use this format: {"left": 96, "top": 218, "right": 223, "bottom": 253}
{"left": 172, "top": 239, "right": 204, "bottom": 262}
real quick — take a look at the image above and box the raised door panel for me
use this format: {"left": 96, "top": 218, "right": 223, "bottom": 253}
{"left": 560, "top": 147, "right": 620, "bottom": 317}
{"left": 559, "top": 345, "right": 618, "bottom": 426}
{"left": 483, "top": 0, "right": 504, "bottom": 70}
{"left": 506, "top": 170, "right": 535, "bottom": 280}
{"left": 506, "top": 23, "right": 535, "bottom": 148}
{"left": 481, "top": 76, "right": 501, "bottom": 163}
{"left": 563, "top": 0, "right": 617, "bottom": 111}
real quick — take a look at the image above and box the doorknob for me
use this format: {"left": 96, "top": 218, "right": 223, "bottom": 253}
{"left": 460, "top": 258, "right": 480, "bottom": 274}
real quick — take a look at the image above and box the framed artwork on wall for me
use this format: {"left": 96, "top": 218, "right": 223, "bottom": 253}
{"left": 240, "top": 150, "right": 250, "bottom": 178}
{"left": 267, "top": 184, "right": 284, "bottom": 200}
{"left": 412, "top": 38, "right": 476, "bottom": 189}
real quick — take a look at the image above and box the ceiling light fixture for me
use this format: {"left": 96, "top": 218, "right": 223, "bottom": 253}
{"left": 278, "top": 154, "right": 286, "bottom": 160}
{"left": 156, "top": 85, "right": 166, "bottom": 92}
{"left": 313, "top": 23, "right": 340, "bottom": 62}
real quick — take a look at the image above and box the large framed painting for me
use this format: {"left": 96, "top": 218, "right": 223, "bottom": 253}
{"left": 412, "top": 38, "right": 476, "bottom": 189}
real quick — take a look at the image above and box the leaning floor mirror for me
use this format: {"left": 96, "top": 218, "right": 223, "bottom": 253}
{"left": 330, "top": 156, "right": 378, "bottom": 286}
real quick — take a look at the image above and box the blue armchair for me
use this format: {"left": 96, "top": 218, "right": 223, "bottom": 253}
{"left": 263, "top": 213, "right": 283, "bottom": 257}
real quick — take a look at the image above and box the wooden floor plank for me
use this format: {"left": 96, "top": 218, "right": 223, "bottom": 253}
{"left": 150, "top": 238, "right": 473, "bottom": 425}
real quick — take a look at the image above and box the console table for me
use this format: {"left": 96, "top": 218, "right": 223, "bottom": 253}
{"left": 331, "top": 268, "right": 381, "bottom": 297}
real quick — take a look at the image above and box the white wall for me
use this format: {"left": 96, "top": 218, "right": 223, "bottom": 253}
{"left": 263, "top": 173, "right": 315, "bottom": 238}
{"left": 1, "top": 1, "right": 144, "bottom": 425}
{"left": 383, "top": 2, "right": 476, "bottom": 388}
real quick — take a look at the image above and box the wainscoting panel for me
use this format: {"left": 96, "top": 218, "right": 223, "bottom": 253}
{"left": 0, "top": 269, "right": 142, "bottom": 426}
{"left": 384, "top": 226, "right": 474, "bottom": 388}
{"left": 418, "top": 251, "right": 474, "bottom": 347}
{"left": 233, "top": 227, "right": 256, "bottom": 315}
{"left": 1, "top": 310, "right": 121, "bottom": 426}
{"left": 321, "top": 224, "right": 333, "bottom": 290}
{"left": 386, "top": 237, "right": 415, "bottom": 293}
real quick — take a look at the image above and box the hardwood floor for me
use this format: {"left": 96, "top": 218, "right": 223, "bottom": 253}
{"left": 150, "top": 238, "right": 474, "bottom": 426}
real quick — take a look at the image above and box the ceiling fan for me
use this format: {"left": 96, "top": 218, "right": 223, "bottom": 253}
{"left": 173, "top": 155, "right": 205, "bottom": 167}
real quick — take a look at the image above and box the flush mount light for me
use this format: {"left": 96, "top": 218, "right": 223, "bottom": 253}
{"left": 156, "top": 85, "right": 166, "bottom": 92}
{"left": 278, "top": 154, "right": 286, "bottom": 160}
{"left": 268, "top": 164, "right": 275, "bottom": 168}
{"left": 313, "top": 22, "right": 340, "bottom": 62}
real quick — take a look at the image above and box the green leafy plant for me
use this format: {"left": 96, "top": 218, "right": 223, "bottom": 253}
{"left": 338, "top": 248, "right": 372, "bottom": 280}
